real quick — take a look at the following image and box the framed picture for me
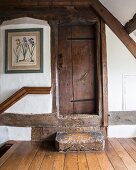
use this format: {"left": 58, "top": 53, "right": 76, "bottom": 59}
{"left": 5, "top": 28, "right": 43, "bottom": 73}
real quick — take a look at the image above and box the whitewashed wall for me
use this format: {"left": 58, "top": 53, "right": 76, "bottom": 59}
{"left": 0, "top": 126, "right": 31, "bottom": 146}
{"left": 0, "top": 17, "right": 52, "bottom": 114}
{"left": 0, "top": 18, "right": 52, "bottom": 144}
{"left": 106, "top": 26, "right": 136, "bottom": 137}
{"left": 106, "top": 26, "right": 136, "bottom": 111}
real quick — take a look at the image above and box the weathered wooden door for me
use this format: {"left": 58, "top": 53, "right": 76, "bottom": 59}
{"left": 58, "top": 24, "right": 97, "bottom": 115}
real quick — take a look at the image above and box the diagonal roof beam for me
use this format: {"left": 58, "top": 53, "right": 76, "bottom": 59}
{"left": 125, "top": 14, "right": 136, "bottom": 34}
{"left": 91, "top": 0, "right": 136, "bottom": 59}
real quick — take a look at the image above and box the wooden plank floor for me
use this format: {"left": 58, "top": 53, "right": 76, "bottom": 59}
{"left": 0, "top": 138, "right": 136, "bottom": 170}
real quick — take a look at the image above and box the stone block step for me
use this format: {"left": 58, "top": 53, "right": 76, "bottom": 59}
{"left": 55, "top": 131, "right": 105, "bottom": 151}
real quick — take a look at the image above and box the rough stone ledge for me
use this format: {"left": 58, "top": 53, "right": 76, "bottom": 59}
{"left": 55, "top": 131, "right": 105, "bottom": 151}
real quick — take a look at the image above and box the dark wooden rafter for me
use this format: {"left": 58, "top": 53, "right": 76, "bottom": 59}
{"left": 0, "top": 87, "right": 51, "bottom": 114}
{"left": 91, "top": 0, "right": 136, "bottom": 59}
{"left": 0, "top": 7, "right": 99, "bottom": 23}
{"left": 125, "top": 14, "right": 136, "bottom": 34}
{"left": 0, "top": 0, "right": 93, "bottom": 8}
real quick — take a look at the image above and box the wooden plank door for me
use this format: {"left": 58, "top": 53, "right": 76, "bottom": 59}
{"left": 58, "top": 24, "right": 97, "bottom": 115}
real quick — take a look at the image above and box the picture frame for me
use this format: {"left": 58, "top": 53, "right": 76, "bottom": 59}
{"left": 5, "top": 28, "right": 43, "bottom": 73}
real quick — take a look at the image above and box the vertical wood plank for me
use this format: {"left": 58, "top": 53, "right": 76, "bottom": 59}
{"left": 64, "top": 152, "right": 78, "bottom": 170}
{"left": 105, "top": 139, "right": 127, "bottom": 170}
{"left": 109, "top": 138, "right": 136, "bottom": 169}
{"left": 49, "top": 20, "right": 59, "bottom": 114}
{"left": 58, "top": 25, "right": 73, "bottom": 115}
{"left": 95, "top": 22, "right": 102, "bottom": 119}
{"left": 85, "top": 152, "right": 101, "bottom": 170}
{"left": 77, "top": 152, "right": 89, "bottom": 170}
{"left": 101, "top": 20, "right": 108, "bottom": 128}
{"left": 72, "top": 25, "right": 96, "bottom": 114}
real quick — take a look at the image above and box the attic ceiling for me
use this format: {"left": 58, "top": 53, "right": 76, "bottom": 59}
{"left": 100, "top": 0, "right": 136, "bottom": 37}
{"left": 99, "top": 0, "right": 136, "bottom": 25}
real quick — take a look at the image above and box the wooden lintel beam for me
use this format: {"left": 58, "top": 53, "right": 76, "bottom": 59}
{"left": 91, "top": 0, "right": 136, "bottom": 59}
{"left": 125, "top": 14, "right": 136, "bottom": 34}
{"left": 0, "top": 113, "right": 99, "bottom": 127}
{"left": 0, "top": 0, "right": 93, "bottom": 8}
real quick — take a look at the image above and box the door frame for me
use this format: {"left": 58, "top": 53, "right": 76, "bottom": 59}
{"left": 0, "top": 6, "right": 108, "bottom": 131}
{"left": 50, "top": 19, "right": 104, "bottom": 121}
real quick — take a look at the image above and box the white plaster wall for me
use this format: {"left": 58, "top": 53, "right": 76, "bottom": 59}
{"left": 108, "top": 125, "right": 136, "bottom": 138}
{"left": 106, "top": 26, "right": 136, "bottom": 111}
{"left": 0, "top": 18, "right": 52, "bottom": 144}
{"left": 0, "top": 17, "right": 52, "bottom": 113}
{"left": 0, "top": 126, "right": 31, "bottom": 146}
{"left": 5, "top": 94, "right": 52, "bottom": 114}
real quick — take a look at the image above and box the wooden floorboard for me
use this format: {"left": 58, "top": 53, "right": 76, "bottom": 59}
{"left": 0, "top": 142, "right": 21, "bottom": 167}
{"left": 52, "top": 152, "right": 65, "bottom": 170}
{"left": 109, "top": 138, "right": 136, "bottom": 170}
{"left": 26, "top": 145, "right": 44, "bottom": 170}
{"left": 86, "top": 152, "right": 101, "bottom": 170}
{"left": 64, "top": 152, "right": 78, "bottom": 170}
{"left": 105, "top": 139, "right": 127, "bottom": 170}
{"left": 96, "top": 151, "right": 114, "bottom": 170}
{"left": 118, "top": 138, "right": 136, "bottom": 162}
{"left": 0, "top": 138, "right": 136, "bottom": 170}
{"left": 17, "top": 143, "right": 39, "bottom": 170}
{"left": 126, "top": 138, "right": 136, "bottom": 151}
{"left": 77, "top": 152, "right": 89, "bottom": 170}
{"left": 0, "top": 142, "right": 32, "bottom": 170}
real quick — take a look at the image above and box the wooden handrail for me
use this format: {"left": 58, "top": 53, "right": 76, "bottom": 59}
{"left": 0, "top": 87, "right": 51, "bottom": 114}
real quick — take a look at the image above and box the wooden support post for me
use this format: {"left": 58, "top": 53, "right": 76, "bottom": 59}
{"left": 100, "top": 21, "right": 108, "bottom": 128}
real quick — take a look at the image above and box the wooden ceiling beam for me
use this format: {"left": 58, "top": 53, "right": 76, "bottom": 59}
{"left": 91, "top": 0, "right": 136, "bottom": 59}
{"left": 0, "top": 7, "right": 98, "bottom": 23}
{"left": 0, "top": 0, "right": 93, "bottom": 8}
{"left": 125, "top": 14, "right": 136, "bottom": 34}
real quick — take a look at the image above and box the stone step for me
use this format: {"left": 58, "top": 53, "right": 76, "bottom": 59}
{"left": 55, "top": 131, "right": 105, "bottom": 151}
